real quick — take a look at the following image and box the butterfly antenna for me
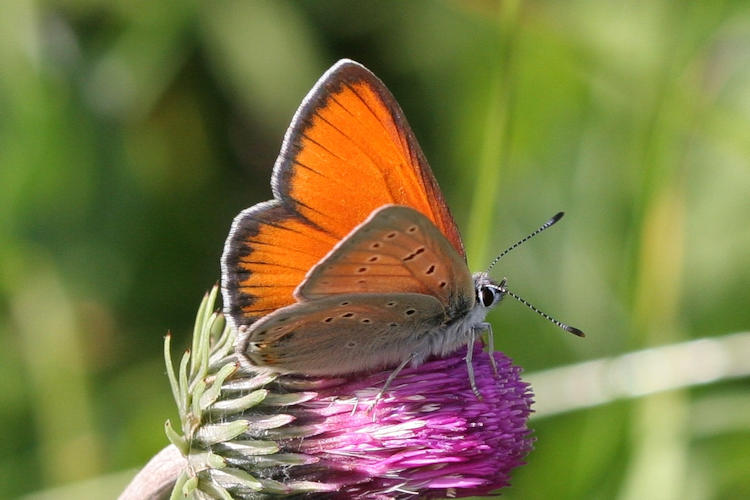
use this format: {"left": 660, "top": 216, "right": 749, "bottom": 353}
{"left": 501, "top": 285, "right": 585, "bottom": 337}
{"left": 487, "top": 212, "right": 565, "bottom": 272}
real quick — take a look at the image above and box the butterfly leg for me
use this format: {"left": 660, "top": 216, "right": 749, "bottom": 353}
{"left": 479, "top": 322, "right": 499, "bottom": 377}
{"left": 368, "top": 354, "right": 413, "bottom": 416}
{"left": 465, "top": 329, "right": 483, "bottom": 400}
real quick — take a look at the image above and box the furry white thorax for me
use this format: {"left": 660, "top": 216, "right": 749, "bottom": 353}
{"left": 409, "top": 271, "right": 505, "bottom": 367}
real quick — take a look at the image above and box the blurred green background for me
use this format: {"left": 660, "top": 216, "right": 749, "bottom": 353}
{"left": 2, "top": 1, "right": 749, "bottom": 499}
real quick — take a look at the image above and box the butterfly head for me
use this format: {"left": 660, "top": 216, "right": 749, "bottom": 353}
{"left": 473, "top": 272, "right": 507, "bottom": 310}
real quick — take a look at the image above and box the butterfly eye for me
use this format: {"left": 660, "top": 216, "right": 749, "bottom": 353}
{"left": 480, "top": 287, "right": 496, "bottom": 307}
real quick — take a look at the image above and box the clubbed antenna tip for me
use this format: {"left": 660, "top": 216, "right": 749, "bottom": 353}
{"left": 549, "top": 212, "right": 564, "bottom": 224}
{"left": 564, "top": 325, "right": 585, "bottom": 337}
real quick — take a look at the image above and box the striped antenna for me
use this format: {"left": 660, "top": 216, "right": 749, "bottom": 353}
{"left": 501, "top": 285, "right": 585, "bottom": 337}
{"left": 487, "top": 212, "right": 564, "bottom": 272}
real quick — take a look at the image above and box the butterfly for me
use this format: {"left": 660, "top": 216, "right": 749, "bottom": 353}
{"left": 221, "top": 59, "right": 582, "bottom": 395}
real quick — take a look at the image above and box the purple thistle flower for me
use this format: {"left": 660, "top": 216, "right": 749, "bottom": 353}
{"left": 157, "top": 288, "right": 534, "bottom": 499}
{"left": 286, "top": 344, "right": 535, "bottom": 498}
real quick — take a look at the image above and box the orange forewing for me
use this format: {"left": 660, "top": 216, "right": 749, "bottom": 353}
{"left": 222, "top": 60, "right": 464, "bottom": 328}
